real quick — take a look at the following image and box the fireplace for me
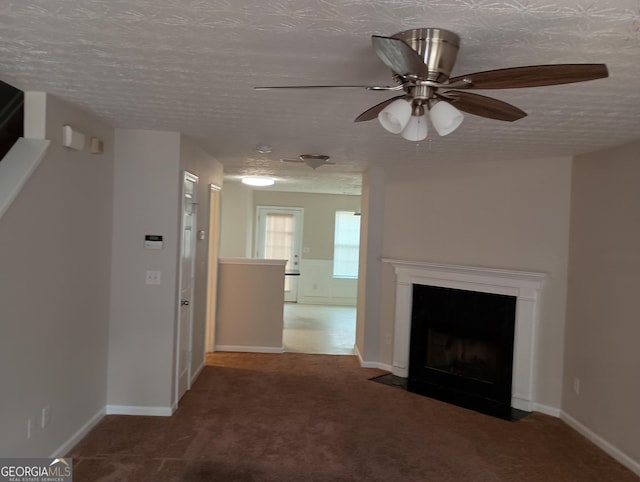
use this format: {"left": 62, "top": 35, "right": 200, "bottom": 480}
{"left": 383, "top": 259, "right": 546, "bottom": 414}
{"left": 408, "top": 284, "right": 516, "bottom": 418}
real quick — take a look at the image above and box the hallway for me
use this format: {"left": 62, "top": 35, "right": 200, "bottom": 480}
{"left": 282, "top": 303, "right": 356, "bottom": 355}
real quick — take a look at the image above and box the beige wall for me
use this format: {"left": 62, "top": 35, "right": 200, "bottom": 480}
{"left": 0, "top": 93, "right": 114, "bottom": 456}
{"left": 107, "top": 129, "right": 181, "bottom": 410}
{"left": 179, "top": 136, "right": 224, "bottom": 382}
{"left": 563, "top": 140, "right": 640, "bottom": 464}
{"left": 356, "top": 167, "right": 385, "bottom": 363}
{"left": 216, "top": 259, "right": 285, "bottom": 350}
{"left": 219, "top": 181, "right": 253, "bottom": 258}
{"left": 366, "top": 158, "right": 573, "bottom": 409}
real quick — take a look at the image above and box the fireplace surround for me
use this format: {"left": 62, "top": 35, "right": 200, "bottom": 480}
{"left": 409, "top": 284, "right": 517, "bottom": 418}
{"left": 383, "top": 259, "right": 546, "bottom": 412}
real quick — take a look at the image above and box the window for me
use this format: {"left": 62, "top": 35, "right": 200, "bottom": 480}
{"left": 333, "top": 211, "right": 361, "bottom": 279}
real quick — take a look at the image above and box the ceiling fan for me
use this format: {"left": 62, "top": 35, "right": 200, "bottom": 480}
{"left": 281, "top": 154, "right": 336, "bottom": 170}
{"left": 255, "top": 28, "right": 608, "bottom": 141}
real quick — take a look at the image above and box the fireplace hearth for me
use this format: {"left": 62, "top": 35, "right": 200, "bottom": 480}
{"left": 408, "top": 284, "right": 516, "bottom": 419}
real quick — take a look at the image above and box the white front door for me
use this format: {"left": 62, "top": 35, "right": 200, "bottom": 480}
{"left": 256, "top": 206, "right": 303, "bottom": 302}
{"left": 176, "top": 171, "right": 198, "bottom": 402}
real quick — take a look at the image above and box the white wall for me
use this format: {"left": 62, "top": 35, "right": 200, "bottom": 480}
{"left": 107, "top": 129, "right": 181, "bottom": 412}
{"left": 363, "top": 158, "right": 572, "bottom": 410}
{"left": 0, "top": 93, "right": 114, "bottom": 456}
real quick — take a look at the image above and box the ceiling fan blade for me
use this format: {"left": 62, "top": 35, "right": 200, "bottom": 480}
{"left": 354, "top": 95, "right": 408, "bottom": 122}
{"left": 372, "top": 36, "right": 430, "bottom": 78}
{"left": 439, "top": 91, "right": 527, "bottom": 121}
{"left": 254, "top": 84, "right": 402, "bottom": 91}
{"left": 449, "top": 64, "right": 608, "bottom": 89}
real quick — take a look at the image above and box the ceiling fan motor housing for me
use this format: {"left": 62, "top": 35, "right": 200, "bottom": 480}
{"left": 392, "top": 28, "right": 460, "bottom": 82}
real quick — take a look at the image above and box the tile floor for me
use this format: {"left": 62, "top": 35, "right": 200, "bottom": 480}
{"left": 282, "top": 303, "right": 356, "bottom": 355}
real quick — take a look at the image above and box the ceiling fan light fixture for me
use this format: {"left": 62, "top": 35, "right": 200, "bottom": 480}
{"left": 400, "top": 104, "right": 428, "bottom": 141}
{"left": 400, "top": 113, "right": 428, "bottom": 141}
{"left": 241, "top": 176, "right": 274, "bottom": 187}
{"left": 378, "top": 98, "right": 412, "bottom": 134}
{"left": 429, "top": 100, "right": 464, "bottom": 136}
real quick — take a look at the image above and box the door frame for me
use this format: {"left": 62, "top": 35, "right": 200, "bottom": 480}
{"left": 205, "top": 183, "right": 222, "bottom": 352}
{"left": 175, "top": 170, "right": 198, "bottom": 403}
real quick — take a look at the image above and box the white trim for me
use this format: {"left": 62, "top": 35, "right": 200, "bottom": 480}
{"left": 354, "top": 344, "right": 394, "bottom": 372}
{"left": 297, "top": 295, "right": 357, "bottom": 306}
{"left": 0, "top": 138, "right": 50, "bottom": 219}
{"left": 105, "top": 405, "right": 174, "bottom": 416}
{"left": 362, "top": 361, "right": 394, "bottom": 372}
{"left": 218, "top": 258, "right": 288, "bottom": 266}
{"left": 382, "top": 258, "right": 546, "bottom": 411}
{"left": 209, "top": 182, "right": 222, "bottom": 191}
{"left": 532, "top": 402, "right": 561, "bottom": 417}
{"left": 561, "top": 411, "right": 640, "bottom": 476}
{"left": 214, "top": 345, "right": 284, "bottom": 353}
{"left": 354, "top": 344, "right": 364, "bottom": 364}
{"left": 50, "top": 407, "right": 105, "bottom": 457}
{"left": 382, "top": 259, "right": 548, "bottom": 285}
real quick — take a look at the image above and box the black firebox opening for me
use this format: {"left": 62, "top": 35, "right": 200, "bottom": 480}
{"left": 408, "top": 284, "right": 517, "bottom": 420}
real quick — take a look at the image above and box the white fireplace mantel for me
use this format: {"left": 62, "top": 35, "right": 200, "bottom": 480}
{"left": 382, "top": 258, "right": 547, "bottom": 412}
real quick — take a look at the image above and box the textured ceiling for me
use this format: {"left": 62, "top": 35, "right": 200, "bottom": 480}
{"left": 2, "top": 0, "right": 639, "bottom": 194}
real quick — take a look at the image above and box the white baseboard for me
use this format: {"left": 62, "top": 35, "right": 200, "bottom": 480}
{"left": 297, "top": 295, "right": 357, "bottom": 306}
{"left": 51, "top": 406, "right": 105, "bottom": 457}
{"left": 354, "top": 345, "right": 393, "bottom": 372}
{"left": 560, "top": 411, "right": 640, "bottom": 476}
{"left": 105, "top": 405, "right": 174, "bottom": 416}
{"left": 214, "top": 345, "right": 284, "bottom": 354}
{"left": 532, "top": 402, "right": 561, "bottom": 417}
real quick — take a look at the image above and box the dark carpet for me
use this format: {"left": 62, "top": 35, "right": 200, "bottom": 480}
{"left": 68, "top": 352, "right": 638, "bottom": 481}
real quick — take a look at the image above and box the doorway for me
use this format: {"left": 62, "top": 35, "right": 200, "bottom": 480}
{"left": 176, "top": 171, "right": 198, "bottom": 402}
{"left": 255, "top": 206, "right": 303, "bottom": 302}
{"left": 283, "top": 303, "right": 356, "bottom": 355}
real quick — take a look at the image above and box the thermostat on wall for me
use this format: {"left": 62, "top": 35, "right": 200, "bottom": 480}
{"left": 144, "top": 235, "right": 163, "bottom": 249}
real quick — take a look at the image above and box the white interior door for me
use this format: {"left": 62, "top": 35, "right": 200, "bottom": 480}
{"left": 256, "top": 206, "right": 303, "bottom": 302}
{"left": 176, "top": 171, "right": 198, "bottom": 402}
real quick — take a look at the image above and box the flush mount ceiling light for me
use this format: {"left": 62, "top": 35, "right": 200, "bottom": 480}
{"left": 256, "top": 144, "right": 273, "bottom": 154}
{"left": 242, "top": 176, "right": 274, "bottom": 187}
{"left": 256, "top": 27, "right": 608, "bottom": 141}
